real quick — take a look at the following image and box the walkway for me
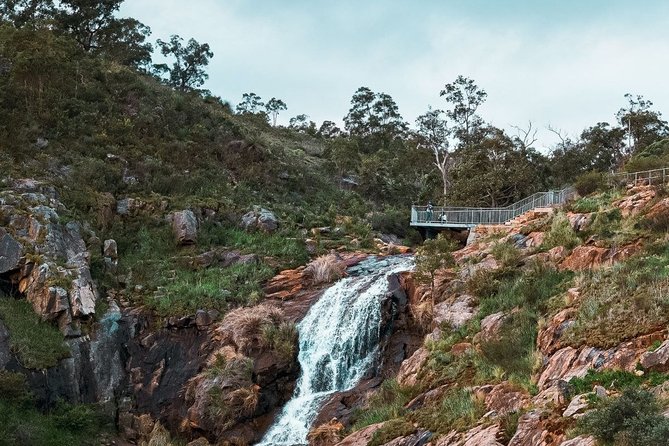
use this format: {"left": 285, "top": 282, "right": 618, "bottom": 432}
{"left": 411, "top": 166, "right": 669, "bottom": 230}
{"left": 410, "top": 188, "right": 575, "bottom": 229}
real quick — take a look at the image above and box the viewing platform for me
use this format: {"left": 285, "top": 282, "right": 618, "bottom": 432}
{"left": 410, "top": 187, "right": 576, "bottom": 230}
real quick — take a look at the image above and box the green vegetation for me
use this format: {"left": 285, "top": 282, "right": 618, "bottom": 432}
{"left": 410, "top": 388, "right": 486, "bottom": 435}
{"left": 476, "top": 263, "right": 573, "bottom": 318}
{"left": 569, "top": 369, "right": 669, "bottom": 395}
{"left": 414, "top": 234, "right": 457, "bottom": 294}
{"left": 574, "top": 171, "right": 607, "bottom": 196}
{"left": 491, "top": 240, "right": 522, "bottom": 267}
{"left": 260, "top": 321, "right": 298, "bottom": 360}
{"left": 368, "top": 419, "right": 416, "bottom": 446}
{"left": 0, "top": 372, "right": 108, "bottom": 446}
{"left": 577, "top": 389, "right": 669, "bottom": 446}
{"left": 108, "top": 222, "right": 300, "bottom": 317}
{"left": 541, "top": 212, "right": 581, "bottom": 250}
{"left": 564, "top": 242, "right": 669, "bottom": 348}
{"left": 148, "top": 263, "right": 274, "bottom": 316}
{"left": 0, "top": 298, "right": 70, "bottom": 369}
{"left": 570, "top": 196, "right": 603, "bottom": 213}
{"left": 349, "top": 379, "right": 416, "bottom": 431}
{"left": 198, "top": 224, "right": 309, "bottom": 266}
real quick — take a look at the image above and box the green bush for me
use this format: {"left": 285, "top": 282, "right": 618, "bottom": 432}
{"left": 541, "top": 212, "right": 581, "bottom": 250}
{"left": 570, "top": 196, "right": 602, "bottom": 213}
{"left": 491, "top": 241, "right": 522, "bottom": 267}
{"left": 369, "top": 208, "right": 410, "bottom": 238}
{"left": 0, "top": 371, "right": 30, "bottom": 403}
{"left": 260, "top": 321, "right": 298, "bottom": 360}
{"left": 578, "top": 388, "right": 669, "bottom": 446}
{"left": 574, "top": 171, "right": 606, "bottom": 196}
{"left": 588, "top": 208, "right": 623, "bottom": 239}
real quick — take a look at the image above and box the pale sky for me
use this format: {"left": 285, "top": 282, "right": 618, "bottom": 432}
{"left": 120, "top": 0, "right": 669, "bottom": 149}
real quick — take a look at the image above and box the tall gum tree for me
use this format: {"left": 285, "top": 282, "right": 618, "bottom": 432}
{"left": 416, "top": 107, "right": 451, "bottom": 197}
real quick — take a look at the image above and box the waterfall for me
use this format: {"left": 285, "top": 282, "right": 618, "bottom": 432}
{"left": 257, "top": 256, "right": 414, "bottom": 446}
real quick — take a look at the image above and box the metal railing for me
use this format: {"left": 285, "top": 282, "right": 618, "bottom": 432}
{"left": 410, "top": 187, "right": 576, "bottom": 227}
{"left": 410, "top": 166, "right": 669, "bottom": 228}
{"left": 611, "top": 167, "right": 669, "bottom": 187}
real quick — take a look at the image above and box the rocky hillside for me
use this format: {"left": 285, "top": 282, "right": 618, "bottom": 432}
{"left": 0, "top": 172, "right": 416, "bottom": 445}
{"left": 314, "top": 181, "right": 669, "bottom": 446}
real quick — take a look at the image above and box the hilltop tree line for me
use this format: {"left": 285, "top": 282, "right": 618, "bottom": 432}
{"left": 239, "top": 79, "right": 669, "bottom": 207}
{"left": 1, "top": 0, "right": 668, "bottom": 215}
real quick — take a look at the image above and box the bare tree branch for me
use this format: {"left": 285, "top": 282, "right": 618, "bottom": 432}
{"left": 511, "top": 120, "right": 538, "bottom": 148}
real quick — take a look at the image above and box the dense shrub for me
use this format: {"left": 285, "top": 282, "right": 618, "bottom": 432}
{"left": 574, "top": 171, "right": 607, "bottom": 196}
{"left": 491, "top": 241, "right": 522, "bottom": 267}
{"left": 542, "top": 212, "right": 581, "bottom": 250}
{"left": 369, "top": 208, "right": 410, "bottom": 238}
{"left": 578, "top": 388, "right": 669, "bottom": 446}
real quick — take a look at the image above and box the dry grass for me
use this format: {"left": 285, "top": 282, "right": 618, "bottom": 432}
{"left": 145, "top": 423, "right": 174, "bottom": 446}
{"left": 410, "top": 298, "right": 434, "bottom": 327}
{"left": 303, "top": 253, "right": 346, "bottom": 285}
{"left": 307, "top": 420, "right": 345, "bottom": 446}
{"left": 229, "top": 384, "right": 260, "bottom": 416}
{"left": 217, "top": 303, "right": 285, "bottom": 354}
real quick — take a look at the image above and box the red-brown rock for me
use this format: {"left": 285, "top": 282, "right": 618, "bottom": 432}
{"left": 335, "top": 422, "right": 385, "bottom": 446}
{"left": 484, "top": 382, "right": 531, "bottom": 416}
{"left": 508, "top": 410, "right": 564, "bottom": 446}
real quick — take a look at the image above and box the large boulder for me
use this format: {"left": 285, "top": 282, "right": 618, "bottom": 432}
{"left": 0, "top": 228, "right": 22, "bottom": 274}
{"left": 559, "top": 437, "right": 596, "bottom": 446}
{"left": 614, "top": 186, "right": 656, "bottom": 217}
{"left": 640, "top": 339, "right": 669, "bottom": 371}
{"left": 485, "top": 382, "right": 531, "bottom": 416}
{"left": 435, "top": 424, "right": 503, "bottom": 445}
{"left": 474, "top": 311, "right": 509, "bottom": 344}
{"left": 172, "top": 210, "right": 198, "bottom": 245}
{"left": 397, "top": 347, "right": 429, "bottom": 387}
{"left": 241, "top": 207, "right": 279, "bottom": 233}
{"left": 433, "top": 294, "right": 476, "bottom": 329}
{"left": 335, "top": 423, "right": 386, "bottom": 446}
{"left": 508, "top": 410, "right": 564, "bottom": 446}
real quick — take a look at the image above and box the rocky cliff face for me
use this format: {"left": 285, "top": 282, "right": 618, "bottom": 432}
{"left": 333, "top": 183, "right": 669, "bottom": 446}
{"left": 0, "top": 179, "right": 99, "bottom": 336}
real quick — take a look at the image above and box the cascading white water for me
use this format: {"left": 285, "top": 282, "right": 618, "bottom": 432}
{"left": 257, "top": 256, "right": 414, "bottom": 446}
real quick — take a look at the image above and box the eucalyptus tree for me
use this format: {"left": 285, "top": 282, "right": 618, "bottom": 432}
{"left": 416, "top": 107, "right": 451, "bottom": 196}
{"left": 154, "top": 35, "right": 213, "bottom": 91}
{"left": 265, "top": 97, "right": 287, "bottom": 126}
{"left": 344, "top": 86, "right": 407, "bottom": 152}
{"left": 616, "top": 94, "right": 668, "bottom": 154}
{"left": 440, "top": 75, "right": 487, "bottom": 146}
{"left": 235, "top": 92, "right": 265, "bottom": 114}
